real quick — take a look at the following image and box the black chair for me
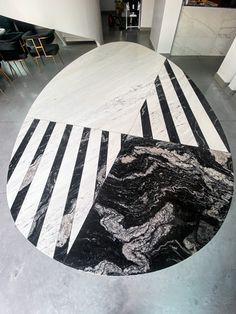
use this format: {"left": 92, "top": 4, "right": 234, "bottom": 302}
{"left": 0, "top": 32, "right": 30, "bottom": 76}
{"left": 14, "top": 20, "right": 55, "bottom": 44}
{"left": 0, "top": 15, "right": 16, "bottom": 33}
{"left": 14, "top": 20, "right": 36, "bottom": 34}
{"left": 22, "top": 30, "right": 63, "bottom": 68}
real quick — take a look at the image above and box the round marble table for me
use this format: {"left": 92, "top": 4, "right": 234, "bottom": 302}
{"left": 7, "top": 42, "right": 233, "bottom": 275}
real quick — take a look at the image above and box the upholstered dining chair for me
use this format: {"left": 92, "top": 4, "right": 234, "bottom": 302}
{"left": 14, "top": 21, "right": 55, "bottom": 45}
{"left": 0, "top": 15, "right": 16, "bottom": 33}
{"left": 22, "top": 30, "right": 63, "bottom": 69}
{"left": 0, "top": 32, "right": 30, "bottom": 76}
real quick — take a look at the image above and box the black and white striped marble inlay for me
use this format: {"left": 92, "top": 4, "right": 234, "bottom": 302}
{"left": 134, "top": 60, "right": 229, "bottom": 152}
{"left": 7, "top": 60, "right": 233, "bottom": 275}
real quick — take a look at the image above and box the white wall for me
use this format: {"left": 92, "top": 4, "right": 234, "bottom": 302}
{"left": 141, "top": 0, "right": 155, "bottom": 28}
{"left": 0, "top": 0, "right": 103, "bottom": 45}
{"left": 100, "top": 0, "right": 115, "bottom": 11}
{"left": 150, "top": 0, "right": 166, "bottom": 51}
{"left": 150, "top": 0, "right": 182, "bottom": 54}
{"left": 217, "top": 36, "right": 236, "bottom": 84}
{"left": 228, "top": 73, "right": 236, "bottom": 91}
{"left": 171, "top": 7, "right": 236, "bottom": 56}
{"left": 159, "top": 0, "right": 182, "bottom": 53}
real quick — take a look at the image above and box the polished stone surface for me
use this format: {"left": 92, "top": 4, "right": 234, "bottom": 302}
{"left": 172, "top": 7, "right": 236, "bottom": 56}
{"left": 66, "top": 136, "right": 233, "bottom": 275}
{"left": 25, "top": 42, "right": 165, "bottom": 133}
{"left": 0, "top": 36, "right": 236, "bottom": 313}
{"left": 5, "top": 42, "right": 233, "bottom": 277}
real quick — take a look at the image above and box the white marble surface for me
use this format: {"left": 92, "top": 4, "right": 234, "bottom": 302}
{"left": 171, "top": 7, "right": 236, "bottom": 56}
{"left": 6, "top": 42, "right": 230, "bottom": 267}
{"left": 26, "top": 42, "right": 165, "bottom": 134}
{"left": 8, "top": 42, "right": 167, "bottom": 260}
{"left": 169, "top": 61, "right": 227, "bottom": 150}
{"left": 1, "top": 41, "right": 236, "bottom": 313}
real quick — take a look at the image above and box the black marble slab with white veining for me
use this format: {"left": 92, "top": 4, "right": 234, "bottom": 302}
{"left": 65, "top": 136, "right": 234, "bottom": 275}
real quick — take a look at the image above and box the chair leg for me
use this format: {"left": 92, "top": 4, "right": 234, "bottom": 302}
{"left": 0, "top": 68, "right": 12, "bottom": 84}
{"left": 58, "top": 52, "right": 64, "bottom": 65}
{"left": 34, "top": 58, "right": 41, "bottom": 71}
{"left": 7, "top": 62, "right": 16, "bottom": 78}
{"left": 0, "top": 88, "right": 7, "bottom": 96}
{"left": 14, "top": 61, "right": 22, "bottom": 76}
{"left": 41, "top": 56, "right": 45, "bottom": 65}
{"left": 20, "top": 60, "right": 32, "bottom": 77}
{"left": 0, "top": 74, "right": 9, "bottom": 96}
{"left": 52, "top": 56, "right": 60, "bottom": 69}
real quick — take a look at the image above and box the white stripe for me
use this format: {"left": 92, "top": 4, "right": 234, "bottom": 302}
{"left": 11, "top": 118, "right": 35, "bottom": 157}
{"left": 106, "top": 132, "right": 121, "bottom": 177}
{"left": 37, "top": 125, "right": 83, "bottom": 258}
{"left": 15, "top": 123, "right": 66, "bottom": 238}
{"left": 169, "top": 61, "right": 227, "bottom": 152}
{"left": 7, "top": 120, "right": 49, "bottom": 208}
{"left": 146, "top": 86, "right": 169, "bottom": 142}
{"left": 159, "top": 67, "right": 198, "bottom": 147}
{"left": 129, "top": 114, "right": 143, "bottom": 138}
{"left": 68, "top": 128, "right": 102, "bottom": 252}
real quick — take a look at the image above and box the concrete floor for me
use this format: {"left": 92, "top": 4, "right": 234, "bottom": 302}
{"left": 0, "top": 27, "right": 236, "bottom": 313}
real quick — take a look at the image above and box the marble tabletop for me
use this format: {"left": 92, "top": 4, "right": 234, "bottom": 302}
{"left": 7, "top": 42, "right": 233, "bottom": 275}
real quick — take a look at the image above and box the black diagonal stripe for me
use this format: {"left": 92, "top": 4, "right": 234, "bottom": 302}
{"left": 154, "top": 76, "right": 180, "bottom": 143}
{"left": 53, "top": 127, "right": 90, "bottom": 261}
{"left": 140, "top": 100, "right": 153, "bottom": 139}
{"left": 121, "top": 133, "right": 128, "bottom": 145}
{"left": 27, "top": 124, "right": 72, "bottom": 246}
{"left": 10, "top": 121, "right": 56, "bottom": 221}
{"left": 187, "top": 77, "right": 230, "bottom": 152}
{"left": 8, "top": 119, "right": 40, "bottom": 181}
{"left": 164, "top": 59, "right": 208, "bottom": 148}
{"left": 94, "top": 130, "right": 109, "bottom": 199}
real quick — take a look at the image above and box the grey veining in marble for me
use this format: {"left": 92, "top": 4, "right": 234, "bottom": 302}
{"left": 1, "top": 35, "right": 236, "bottom": 313}
{"left": 5, "top": 42, "right": 234, "bottom": 279}
{"left": 65, "top": 136, "right": 234, "bottom": 275}
{"left": 172, "top": 7, "right": 236, "bottom": 56}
